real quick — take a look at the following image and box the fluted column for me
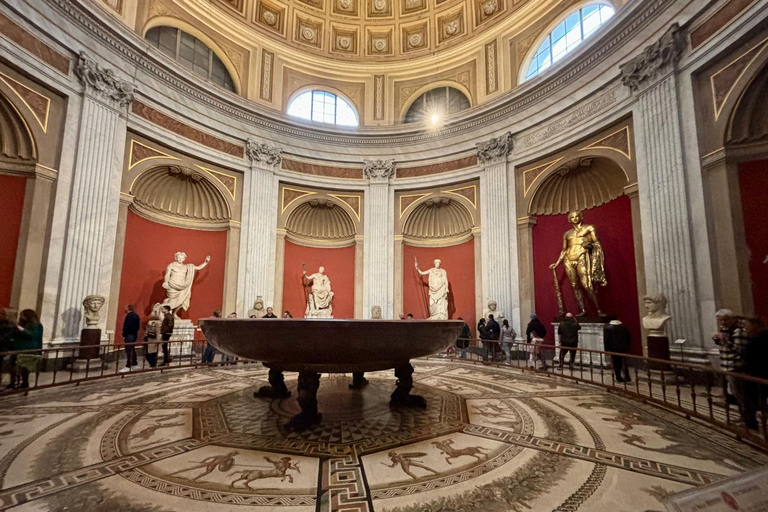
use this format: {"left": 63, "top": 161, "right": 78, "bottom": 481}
{"left": 237, "top": 139, "right": 281, "bottom": 316}
{"left": 362, "top": 159, "right": 395, "bottom": 318}
{"left": 54, "top": 52, "right": 135, "bottom": 341}
{"left": 477, "top": 133, "right": 520, "bottom": 331}
{"left": 623, "top": 25, "right": 703, "bottom": 349}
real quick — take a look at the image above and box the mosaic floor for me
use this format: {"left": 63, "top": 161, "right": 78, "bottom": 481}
{"left": 0, "top": 360, "right": 765, "bottom": 512}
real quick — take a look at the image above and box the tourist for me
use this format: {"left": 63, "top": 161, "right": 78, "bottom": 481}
{"left": 282, "top": 310, "right": 292, "bottom": 318}
{"left": 478, "top": 318, "right": 492, "bottom": 362}
{"left": 0, "top": 310, "right": 15, "bottom": 382}
{"left": 143, "top": 306, "right": 161, "bottom": 368}
{"left": 713, "top": 309, "right": 748, "bottom": 405}
{"left": 487, "top": 314, "right": 500, "bottom": 361}
{"left": 406, "top": 313, "right": 414, "bottom": 319}
{"left": 500, "top": 319, "right": 516, "bottom": 365}
{"left": 525, "top": 313, "right": 548, "bottom": 370}
{"left": 263, "top": 307, "right": 277, "bottom": 318}
{"left": 160, "top": 305, "right": 174, "bottom": 366}
{"left": 6, "top": 309, "right": 43, "bottom": 389}
{"left": 604, "top": 315, "right": 631, "bottom": 382}
{"left": 202, "top": 310, "right": 221, "bottom": 364}
{"left": 742, "top": 317, "right": 768, "bottom": 430}
{"left": 558, "top": 313, "right": 581, "bottom": 370}
{"left": 456, "top": 317, "right": 471, "bottom": 359}
{"left": 120, "top": 305, "right": 140, "bottom": 373}
{"left": 228, "top": 312, "right": 237, "bottom": 318}
{"left": 398, "top": 313, "right": 406, "bottom": 320}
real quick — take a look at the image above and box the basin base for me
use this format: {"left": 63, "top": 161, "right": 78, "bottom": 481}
{"left": 390, "top": 363, "right": 427, "bottom": 409}
{"left": 254, "top": 367, "right": 292, "bottom": 399}
{"left": 349, "top": 372, "right": 369, "bottom": 390}
{"left": 283, "top": 371, "right": 322, "bottom": 432}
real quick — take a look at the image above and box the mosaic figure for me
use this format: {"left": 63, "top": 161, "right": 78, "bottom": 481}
{"left": 229, "top": 457, "right": 301, "bottom": 488}
{"left": 168, "top": 451, "right": 239, "bottom": 481}
{"left": 382, "top": 451, "right": 439, "bottom": 480}
{"left": 431, "top": 439, "right": 489, "bottom": 465}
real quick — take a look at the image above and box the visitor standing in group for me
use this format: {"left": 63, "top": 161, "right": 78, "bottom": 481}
{"left": 487, "top": 314, "right": 500, "bottom": 362}
{"left": 160, "top": 305, "right": 174, "bottom": 366}
{"left": 478, "top": 318, "right": 492, "bottom": 362}
{"left": 457, "top": 317, "right": 471, "bottom": 359}
{"left": 713, "top": 308, "right": 748, "bottom": 405}
{"left": 5, "top": 309, "right": 43, "bottom": 389}
{"left": 202, "top": 309, "right": 221, "bottom": 364}
{"left": 558, "top": 313, "right": 581, "bottom": 370}
{"left": 525, "top": 313, "right": 548, "bottom": 370}
{"left": 500, "top": 319, "right": 517, "bottom": 365}
{"left": 604, "top": 315, "right": 631, "bottom": 382}
{"left": 120, "top": 305, "right": 140, "bottom": 373}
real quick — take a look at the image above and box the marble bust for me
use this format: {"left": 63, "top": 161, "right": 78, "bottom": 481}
{"left": 483, "top": 300, "right": 505, "bottom": 322}
{"left": 371, "top": 305, "right": 382, "bottom": 319}
{"left": 642, "top": 293, "right": 671, "bottom": 337}
{"left": 248, "top": 296, "right": 266, "bottom": 318}
{"left": 82, "top": 295, "right": 106, "bottom": 328}
{"left": 162, "top": 252, "right": 210, "bottom": 317}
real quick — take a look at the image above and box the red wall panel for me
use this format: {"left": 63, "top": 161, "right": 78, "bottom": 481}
{"left": 0, "top": 175, "right": 26, "bottom": 308}
{"left": 115, "top": 211, "right": 227, "bottom": 333}
{"left": 531, "top": 196, "right": 642, "bottom": 354}
{"left": 402, "top": 241, "right": 476, "bottom": 333}
{"left": 282, "top": 241, "right": 356, "bottom": 319}
{"left": 739, "top": 160, "right": 768, "bottom": 320}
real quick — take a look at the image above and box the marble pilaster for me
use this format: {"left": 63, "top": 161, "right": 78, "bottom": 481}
{"left": 477, "top": 133, "right": 520, "bottom": 332}
{"left": 237, "top": 138, "right": 281, "bottom": 315}
{"left": 623, "top": 25, "right": 703, "bottom": 349}
{"left": 362, "top": 159, "right": 395, "bottom": 318}
{"left": 53, "top": 53, "right": 135, "bottom": 341}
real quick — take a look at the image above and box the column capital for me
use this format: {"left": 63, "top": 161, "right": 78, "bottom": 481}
{"left": 516, "top": 215, "right": 537, "bottom": 228}
{"left": 620, "top": 24, "right": 685, "bottom": 93}
{"left": 363, "top": 159, "right": 395, "bottom": 183}
{"left": 246, "top": 138, "right": 282, "bottom": 168}
{"left": 75, "top": 52, "right": 136, "bottom": 107}
{"left": 476, "top": 132, "right": 513, "bottom": 165}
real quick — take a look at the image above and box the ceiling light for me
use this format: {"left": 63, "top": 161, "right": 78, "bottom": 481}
{"left": 431, "top": 114, "right": 440, "bottom": 124}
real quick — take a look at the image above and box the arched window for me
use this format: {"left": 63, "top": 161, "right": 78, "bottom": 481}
{"left": 287, "top": 91, "right": 359, "bottom": 127}
{"left": 403, "top": 86, "right": 470, "bottom": 124}
{"left": 524, "top": 4, "right": 615, "bottom": 81}
{"left": 145, "top": 26, "right": 236, "bottom": 92}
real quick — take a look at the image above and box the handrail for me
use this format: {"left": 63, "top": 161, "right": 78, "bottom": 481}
{"left": 447, "top": 338, "right": 768, "bottom": 451}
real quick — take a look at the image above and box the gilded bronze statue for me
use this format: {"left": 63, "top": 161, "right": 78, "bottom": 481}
{"left": 550, "top": 211, "right": 606, "bottom": 316}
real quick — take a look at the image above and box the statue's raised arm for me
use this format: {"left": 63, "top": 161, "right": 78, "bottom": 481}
{"left": 194, "top": 255, "right": 211, "bottom": 271}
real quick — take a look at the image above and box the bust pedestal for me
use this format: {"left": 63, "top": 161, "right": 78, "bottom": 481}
{"left": 170, "top": 319, "right": 196, "bottom": 357}
{"left": 73, "top": 328, "right": 103, "bottom": 371}
{"left": 553, "top": 318, "right": 609, "bottom": 366}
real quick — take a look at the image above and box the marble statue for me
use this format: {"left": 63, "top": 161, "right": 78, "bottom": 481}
{"left": 248, "top": 296, "right": 267, "bottom": 318}
{"left": 642, "top": 294, "right": 671, "bottom": 337}
{"left": 415, "top": 258, "right": 449, "bottom": 320}
{"left": 162, "top": 252, "right": 211, "bottom": 317}
{"left": 483, "top": 300, "right": 504, "bottom": 322}
{"left": 371, "top": 305, "right": 382, "bottom": 319}
{"left": 82, "top": 295, "right": 106, "bottom": 328}
{"left": 303, "top": 266, "right": 334, "bottom": 318}
{"left": 550, "top": 211, "right": 606, "bottom": 316}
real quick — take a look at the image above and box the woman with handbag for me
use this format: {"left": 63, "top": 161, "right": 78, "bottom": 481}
{"left": 525, "top": 313, "right": 548, "bottom": 370}
{"left": 7, "top": 309, "right": 43, "bottom": 389}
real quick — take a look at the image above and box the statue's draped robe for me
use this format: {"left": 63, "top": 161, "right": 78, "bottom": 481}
{"left": 586, "top": 241, "right": 607, "bottom": 291}
{"left": 427, "top": 269, "right": 449, "bottom": 320}
{"left": 306, "top": 273, "right": 333, "bottom": 315}
{"left": 163, "top": 263, "right": 198, "bottom": 312}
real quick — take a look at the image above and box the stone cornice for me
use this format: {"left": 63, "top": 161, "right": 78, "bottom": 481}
{"left": 37, "top": 0, "right": 675, "bottom": 147}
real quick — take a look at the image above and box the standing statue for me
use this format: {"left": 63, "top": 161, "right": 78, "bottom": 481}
{"left": 82, "top": 295, "right": 106, "bottom": 328}
{"left": 642, "top": 294, "right": 671, "bottom": 336}
{"left": 415, "top": 258, "right": 449, "bottom": 320}
{"left": 248, "top": 296, "right": 267, "bottom": 319}
{"left": 162, "top": 252, "right": 211, "bottom": 317}
{"left": 303, "top": 265, "right": 334, "bottom": 318}
{"left": 550, "top": 211, "right": 606, "bottom": 316}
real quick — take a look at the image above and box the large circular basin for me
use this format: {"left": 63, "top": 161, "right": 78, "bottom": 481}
{"left": 199, "top": 319, "right": 463, "bottom": 373}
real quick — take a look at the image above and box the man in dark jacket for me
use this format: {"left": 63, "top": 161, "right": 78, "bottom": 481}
{"left": 486, "top": 315, "right": 500, "bottom": 361}
{"left": 160, "top": 305, "right": 174, "bottom": 367}
{"left": 604, "top": 316, "right": 631, "bottom": 382}
{"left": 478, "top": 318, "right": 492, "bottom": 362}
{"left": 457, "top": 318, "right": 471, "bottom": 359}
{"left": 120, "top": 305, "right": 141, "bottom": 372}
{"left": 558, "top": 313, "right": 581, "bottom": 370}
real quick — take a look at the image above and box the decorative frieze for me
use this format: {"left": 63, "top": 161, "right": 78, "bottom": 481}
{"left": 74, "top": 52, "right": 135, "bottom": 107}
{"left": 620, "top": 24, "right": 685, "bottom": 92}
{"left": 476, "top": 132, "right": 512, "bottom": 164}
{"left": 363, "top": 159, "right": 396, "bottom": 182}
{"left": 245, "top": 138, "right": 282, "bottom": 167}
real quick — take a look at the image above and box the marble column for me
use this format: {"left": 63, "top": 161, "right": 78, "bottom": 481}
{"left": 622, "top": 25, "right": 703, "bottom": 351}
{"left": 237, "top": 138, "right": 281, "bottom": 316}
{"left": 105, "top": 192, "right": 133, "bottom": 332}
{"left": 53, "top": 52, "right": 135, "bottom": 341}
{"left": 362, "top": 159, "right": 395, "bottom": 318}
{"left": 477, "top": 133, "right": 520, "bottom": 331}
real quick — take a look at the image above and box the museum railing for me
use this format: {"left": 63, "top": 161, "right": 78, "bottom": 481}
{"left": 445, "top": 337, "right": 768, "bottom": 451}
{"left": 0, "top": 337, "right": 257, "bottom": 394}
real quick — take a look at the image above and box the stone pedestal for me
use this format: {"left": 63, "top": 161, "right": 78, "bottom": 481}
{"left": 73, "top": 328, "right": 103, "bottom": 370}
{"left": 169, "top": 319, "right": 195, "bottom": 356}
{"left": 553, "top": 321, "right": 608, "bottom": 366}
